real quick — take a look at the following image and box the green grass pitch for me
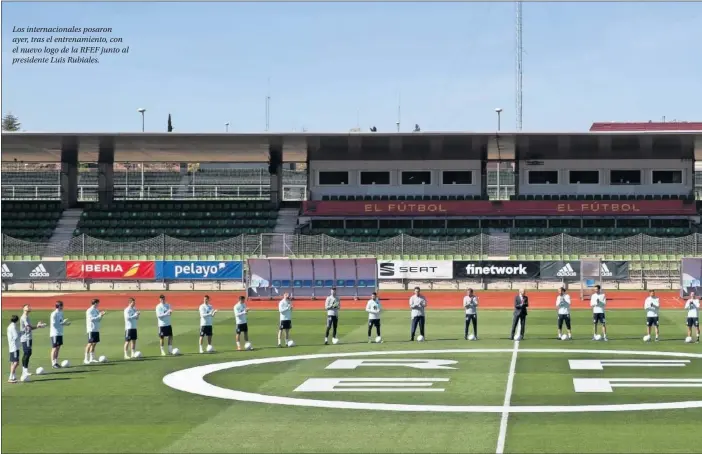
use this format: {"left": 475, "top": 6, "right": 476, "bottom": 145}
{"left": 2, "top": 309, "right": 701, "bottom": 453}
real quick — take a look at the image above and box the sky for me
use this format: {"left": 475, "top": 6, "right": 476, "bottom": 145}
{"left": 1, "top": 1, "right": 701, "bottom": 134}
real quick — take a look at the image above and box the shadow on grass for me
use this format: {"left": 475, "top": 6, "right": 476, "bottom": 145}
{"left": 31, "top": 377, "right": 75, "bottom": 383}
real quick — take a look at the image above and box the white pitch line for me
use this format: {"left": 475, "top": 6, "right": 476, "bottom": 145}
{"left": 496, "top": 340, "right": 519, "bottom": 454}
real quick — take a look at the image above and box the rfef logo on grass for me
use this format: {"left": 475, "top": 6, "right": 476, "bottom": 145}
{"left": 66, "top": 261, "right": 156, "bottom": 279}
{"left": 156, "top": 261, "right": 243, "bottom": 280}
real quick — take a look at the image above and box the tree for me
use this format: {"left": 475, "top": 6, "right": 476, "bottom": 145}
{"left": 2, "top": 113, "right": 21, "bottom": 131}
{"left": 167, "top": 114, "right": 173, "bottom": 132}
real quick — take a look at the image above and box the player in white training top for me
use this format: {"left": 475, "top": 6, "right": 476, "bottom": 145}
{"left": 234, "top": 296, "right": 250, "bottom": 351}
{"left": 366, "top": 292, "right": 382, "bottom": 342}
{"left": 19, "top": 304, "right": 46, "bottom": 380}
{"left": 685, "top": 292, "right": 700, "bottom": 344}
{"left": 198, "top": 295, "right": 218, "bottom": 353}
{"left": 7, "top": 315, "right": 20, "bottom": 383}
{"left": 84, "top": 299, "right": 106, "bottom": 364}
{"left": 644, "top": 289, "right": 661, "bottom": 341}
{"left": 463, "top": 288, "right": 479, "bottom": 340}
{"left": 124, "top": 298, "right": 140, "bottom": 359}
{"left": 49, "top": 301, "right": 71, "bottom": 368}
{"left": 324, "top": 287, "right": 340, "bottom": 345}
{"left": 590, "top": 285, "right": 608, "bottom": 341}
{"left": 684, "top": 291, "right": 700, "bottom": 343}
{"left": 556, "top": 287, "right": 572, "bottom": 340}
{"left": 278, "top": 293, "right": 293, "bottom": 347}
{"left": 155, "top": 295, "right": 175, "bottom": 356}
{"left": 409, "top": 287, "right": 427, "bottom": 341}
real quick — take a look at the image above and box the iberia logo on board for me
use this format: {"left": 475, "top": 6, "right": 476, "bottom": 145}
{"left": 66, "top": 261, "right": 156, "bottom": 279}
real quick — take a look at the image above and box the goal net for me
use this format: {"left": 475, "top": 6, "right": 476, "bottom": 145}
{"left": 580, "top": 258, "right": 602, "bottom": 301}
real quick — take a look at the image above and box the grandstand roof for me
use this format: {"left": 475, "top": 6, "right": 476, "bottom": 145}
{"left": 2, "top": 131, "right": 701, "bottom": 162}
{"left": 590, "top": 122, "right": 702, "bottom": 132}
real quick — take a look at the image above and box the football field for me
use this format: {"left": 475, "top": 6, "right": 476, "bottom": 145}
{"left": 2, "top": 308, "right": 701, "bottom": 453}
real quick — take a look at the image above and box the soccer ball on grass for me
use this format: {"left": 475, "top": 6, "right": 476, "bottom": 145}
{"left": 468, "top": 334, "right": 476, "bottom": 341}
{"left": 416, "top": 335, "right": 425, "bottom": 342}
{"left": 685, "top": 336, "right": 693, "bottom": 343}
{"left": 287, "top": 340, "right": 295, "bottom": 347}
{"left": 244, "top": 342, "right": 253, "bottom": 350}
{"left": 61, "top": 360, "right": 70, "bottom": 368}
{"left": 98, "top": 355, "right": 107, "bottom": 363}
{"left": 643, "top": 335, "right": 651, "bottom": 342}
{"left": 332, "top": 338, "right": 340, "bottom": 345}
{"left": 172, "top": 348, "right": 181, "bottom": 355}
{"left": 206, "top": 345, "right": 214, "bottom": 353}
{"left": 375, "top": 336, "right": 383, "bottom": 343}
{"left": 561, "top": 334, "right": 569, "bottom": 341}
{"left": 133, "top": 351, "right": 142, "bottom": 359}
{"left": 35, "top": 367, "right": 45, "bottom": 375}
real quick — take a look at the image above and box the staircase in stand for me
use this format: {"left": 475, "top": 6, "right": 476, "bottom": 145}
{"left": 46, "top": 208, "right": 83, "bottom": 258}
{"left": 264, "top": 208, "right": 300, "bottom": 256}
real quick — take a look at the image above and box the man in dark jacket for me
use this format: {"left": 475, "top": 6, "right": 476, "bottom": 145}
{"left": 511, "top": 289, "right": 528, "bottom": 340}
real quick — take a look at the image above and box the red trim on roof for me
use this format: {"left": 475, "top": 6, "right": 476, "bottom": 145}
{"left": 590, "top": 122, "right": 702, "bottom": 132}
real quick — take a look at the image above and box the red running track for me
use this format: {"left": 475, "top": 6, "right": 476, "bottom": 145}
{"left": 1, "top": 290, "right": 683, "bottom": 311}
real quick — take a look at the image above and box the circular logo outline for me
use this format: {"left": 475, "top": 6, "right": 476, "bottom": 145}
{"left": 163, "top": 349, "right": 702, "bottom": 413}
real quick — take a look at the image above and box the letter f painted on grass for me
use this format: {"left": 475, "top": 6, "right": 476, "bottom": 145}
{"left": 325, "top": 359, "right": 458, "bottom": 370}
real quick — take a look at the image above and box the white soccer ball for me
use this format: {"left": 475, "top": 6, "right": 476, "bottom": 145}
{"left": 332, "top": 338, "right": 340, "bottom": 345}
{"left": 685, "top": 336, "right": 693, "bottom": 344}
{"left": 417, "top": 335, "right": 425, "bottom": 342}
{"left": 286, "top": 340, "right": 295, "bottom": 347}
{"left": 98, "top": 355, "right": 107, "bottom": 363}
{"left": 244, "top": 342, "right": 253, "bottom": 350}
{"left": 61, "top": 360, "right": 70, "bottom": 368}
{"left": 172, "top": 348, "right": 180, "bottom": 355}
{"left": 375, "top": 336, "right": 382, "bottom": 343}
{"left": 643, "top": 335, "right": 651, "bottom": 342}
{"left": 594, "top": 334, "right": 602, "bottom": 341}
{"left": 206, "top": 345, "right": 214, "bottom": 353}
{"left": 20, "top": 374, "right": 30, "bottom": 382}
{"left": 561, "top": 334, "right": 569, "bottom": 341}
{"left": 133, "top": 351, "right": 142, "bottom": 359}
{"left": 35, "top": 367, "right": 45, "bottom": 375}
{"left": 514, "top": 335, "right": 522, "bottom": 341}
{"left": 468, "top": 334, "right": 476, "bottom": 341}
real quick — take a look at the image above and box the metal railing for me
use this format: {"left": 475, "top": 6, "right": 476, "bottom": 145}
{"left": 2, "top": 184, "right": 307, "bottom": 201}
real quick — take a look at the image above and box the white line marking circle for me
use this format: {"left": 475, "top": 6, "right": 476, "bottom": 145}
{"left": 162, "top": 349, "right": 702, "bottom": 413}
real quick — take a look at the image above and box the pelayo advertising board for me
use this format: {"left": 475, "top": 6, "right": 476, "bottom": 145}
{"left": 155, "top": 261, "right": 243, "bottom": 280}
{"left": 377, "top": 260, "right": 453, "bottom": 279}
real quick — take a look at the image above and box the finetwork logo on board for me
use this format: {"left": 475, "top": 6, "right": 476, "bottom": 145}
{"left": 1, "top": 264, "right": 13, "bottom": 278}
{"left": 556, "top": 263, "right": 577, "bottom": 277}
{"left": 464, "top": 263, "right": 529, "bottom": 276}
{"left": 29, "top": 264, "right": 50, "bottom": 278}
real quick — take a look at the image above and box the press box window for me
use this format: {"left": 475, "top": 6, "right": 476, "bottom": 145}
{"left": 318, "top": 171, "right": 349, "bottom": 185}
{"left": 528, "top": 171, "right": 558, "bottom": 185}
{"left": 610, "top": 170, "right": 641, "bottom": 185}
{"left": 652, "top": 170, "right": 683, "bottom": 184}
{"left": 569, "top": 170, "right": 599, "bottom": 184}
{"left": 401, "top": 171, "right": 431, "bottom": 185}
{"left": 442, "top": 171, "right": 473, "bottom": 185}
{"left": 360, "top": 171, "right": 390, "bottom": 185}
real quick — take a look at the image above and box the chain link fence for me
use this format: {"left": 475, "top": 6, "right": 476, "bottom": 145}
{"left": 3, "top": 232, "right": 700, "bottom": 262}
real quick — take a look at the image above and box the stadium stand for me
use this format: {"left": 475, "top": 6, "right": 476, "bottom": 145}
{"left": 1, "top": 201, "right": 63, "bottom": 243}
{"left": 73, "top": 201, "right": 278, "bottom": 242}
